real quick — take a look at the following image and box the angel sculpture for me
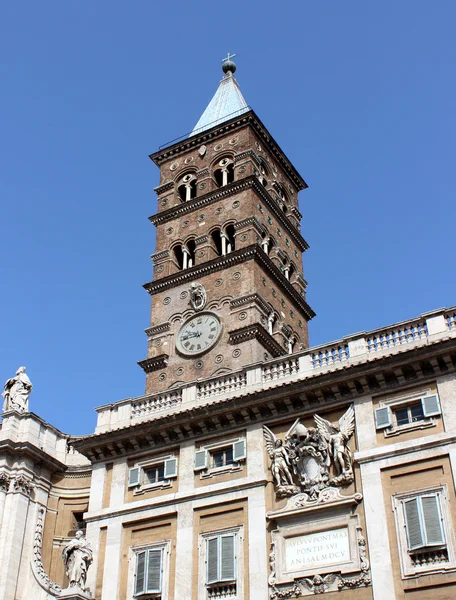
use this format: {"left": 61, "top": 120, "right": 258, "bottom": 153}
{"left": 300, "top": 573, "right": 338, "bottom": 594}
{"left": 263, "top": 426, "right": 295, "bottom": 489}
{"left": 314, "top": 405, "right": 355, "bottom": 477}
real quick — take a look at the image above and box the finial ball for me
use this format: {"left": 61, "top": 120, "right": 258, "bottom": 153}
{"left": 222, "top": 60, "right": 236, "bottom": 75}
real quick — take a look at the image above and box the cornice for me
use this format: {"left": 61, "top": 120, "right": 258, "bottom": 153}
{"left": 145, "top": 323, "right": 171, "bottom": 337}
{"left": 143, "top": 244, "right": 316, "bottom": 320}
{"left": 138, "top": 354, "right": 169, "bottom": 374}
{"left": 71, "top": 340, "right": 456, "bottom": 462}
{"left": 149, "top": 176, "right": 309, "bottom": 251}
{"left": 229, "top": 324, "right": 285, "bottom": 357}
{"left": 154, "top": 181, "right": 174, "bottom": 195}
{"left": 230, "top": 293, "right": 271, "bottom": 315}
{"left": 149, "top": 110, "right": 308, "bottom": 192}
{"left": 0, "top": 439, "right": 66, "bottom": 472}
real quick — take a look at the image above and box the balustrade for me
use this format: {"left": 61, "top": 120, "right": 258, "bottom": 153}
{"left": 131, "top": 391, "right": 182, "bottom": 418}
{"left": 197, "top": 372, "right": 247, "bottom": 400}
{"left": 311, "top": 344, "right": 349, "bottom": 368}
{"left": 366, "top": 321, "right": 427, "bottom": 352}
{"left": 262, "top": 357, "right": 299, "bottom": 382}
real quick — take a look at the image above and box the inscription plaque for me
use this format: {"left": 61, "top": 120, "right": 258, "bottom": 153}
{"left": 285, "top": 527, "right": 350, "bottom": 571}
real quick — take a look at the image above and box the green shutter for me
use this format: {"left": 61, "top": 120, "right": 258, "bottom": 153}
{"left": 220, "top": 535, "right": 235, "bottom": 581}
{"left": 233, "top": 439, "right": 246, "bottom": 461}
{"left": 164, "top": 457, "right": 178, "bottom": 479}
{"left": 128, "top": 467, "right": 141, "bottom": 487}
{"left": 194, "top": 449, "right": 208, "bottom": 471}
{"left": 421, "top": 495, "right": 445, "bottom": 546}
{"left": 422, "top": 395, "right": 441, "bottom": 417}
{"left": 207, "top": 537, "right": 219, "bottom": 584}
{"left": 374, "top": 407, "right": 391, "bottom": 429}
{"left": 404, "top": 498, "right": 425, "bottom": 550}
{"left": 135, "top": 551, "right": 146, "bottom": 595}
{"left": 146, "top": 548, "right": 162, "bottom": 593}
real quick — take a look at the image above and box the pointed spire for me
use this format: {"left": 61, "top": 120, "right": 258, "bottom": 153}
{"left": 190, "top": 54, "right": 249, "bottom": 136}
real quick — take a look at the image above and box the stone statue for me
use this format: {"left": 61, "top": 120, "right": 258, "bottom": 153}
{"left": 263, "top": 405, "right": 356, "bottom": 499}
{"left": 189, "top": 282, "right": 207, "bottom": 311}
{"left": 314, "top": 405, "right": 355, "bottom": 477}
{"left": 2, "top": 367, "right": 33, "bottom": 413}
{"left": 62, "top": 530, "right": 93, "bottom": 591}
{"left": 263, "top": 426, "right": 298, "bottom": 493}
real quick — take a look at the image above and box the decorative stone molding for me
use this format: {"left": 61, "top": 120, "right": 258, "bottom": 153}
{"left": 150, "top": 249, "right": 170, "bottom": 263}
{"left": 230, "top": 293, "right": 271, "bottom": 315}
{"left": 145, "top": 322, "right": 171, "bottom": 337}
{"left": 143, "top": 244, "right": 316, "bottom": 321}
{"left": 137, "top": 354, "right": 169, "bottom": 373}
{"left": 229, "top": 324, "right": 286, "bottom": 358}
{"left": 150, "top": 112, "right": 307, "bottom": 192}
{"left": 32, "top": 507, "right": 62, "bottom": 596}
{"left": 154, "top": 181, "right": 174, "bottom": 195}
{"left": 0, "top": 471, "right": 11, "bottom": 492}
{"left": 149, "top": 175, "right": 309, "bottom": 250}
{"left": 13, "top": 474, "right": 34, "bottom": 497}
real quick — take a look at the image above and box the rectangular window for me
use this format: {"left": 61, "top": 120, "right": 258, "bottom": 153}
{"left": 206, "top": 533, "right": 235, "bottom": 584}
{"left": 374, "top": 393, "right": 441, "bottom": 433}
{"left": 393, "top": 486, "right": 454, "bottom": 577}
{"left": 128, "top": 456, "right": 178, "bottom": 492}
{"left": 134, "top": 547, "right": 163, "bottom": 596}
{"left": 194, "top": 438, "right": 246, "bottom": 474}
{"left": 403, "top": 493, "right": 445, "bottom": 551}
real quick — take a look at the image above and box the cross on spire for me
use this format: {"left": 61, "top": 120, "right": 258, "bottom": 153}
{"left": 222, "top": 52, "right": 236, "bottom": 63}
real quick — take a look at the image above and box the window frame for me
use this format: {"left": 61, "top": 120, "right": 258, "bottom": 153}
{"left": 128, "top": 454, "right": 178, "bottom": 494}
{"left": 374, "top": 389, "right": 441, "bottom": 436}
{"left": 199, "top": 526, "right": 243, "bottom": 600}
{"left": 392, "top": 484, "right": 456, "bottom": 578}
{"left": 194, "top": 437, "right": 247, "bottom": 478}
{"left": 129, "top": 540, "right": 170, "bottom": 600}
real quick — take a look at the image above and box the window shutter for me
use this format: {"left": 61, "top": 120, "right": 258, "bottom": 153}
{"left": 194, "top": 449, "right": 208, "bottom": 471}
{"left": 421, "top": 495, "right": 445, "bottom": 546}
{"left": 128, "top": 467, "right": 141, "bottom": 487}
{"left": 220, "top": 534, "right": 235, "bottom": 581}
{"left": 135, "top": 551, "right": 146, "bottom": 595}
{"left": 164, "top": 457, "right": 178, "bottom": 479}
{"left": 207, "top": 537, "right": 219, "bottom": 584}
{"left": 374, "top": 406, "right": 391, "bottom": 429}
{"left": 422, "top": 395, "right": 441, "bottom": 417}
{"left": 233, "top": 439, "right": 246, "bottom": 461}
{"left": 404, "top": 498, "right": 425, "bottom": 550}
{"left": 146, "top": 548, "right": 162, "bottom": 593}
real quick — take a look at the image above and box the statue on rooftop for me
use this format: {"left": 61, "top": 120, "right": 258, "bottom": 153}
{"left": 2, "top": 366, "right": 33, "bottom": 413}
{"left": 62, "top": 530, "right": 93, "bottom": 592}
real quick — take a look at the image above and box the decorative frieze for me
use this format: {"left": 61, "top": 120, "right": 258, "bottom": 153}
{"left": 145, "top": 322, "right": 171, "bottom": 337}
{"left": 229, "top": 324, "right": 286, "bottom": 358}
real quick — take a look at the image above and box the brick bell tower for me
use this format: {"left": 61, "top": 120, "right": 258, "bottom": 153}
{"left": 139, "top": 56, "right": 315, "bottom": 394}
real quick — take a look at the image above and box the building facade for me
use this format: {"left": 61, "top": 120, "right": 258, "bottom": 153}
{"left": 1, "top": 59, "right": 456, "bottom": 600}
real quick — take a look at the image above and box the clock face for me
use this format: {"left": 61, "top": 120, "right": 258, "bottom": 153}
{"left": 176, "top": 312, "right": 222, "bottom": 356}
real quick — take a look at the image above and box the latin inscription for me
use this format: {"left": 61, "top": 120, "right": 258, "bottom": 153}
{"left": 285, "top": 528, "right": 350, "bottom": 571}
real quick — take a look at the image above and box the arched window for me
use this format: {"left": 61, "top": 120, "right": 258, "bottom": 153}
{"left": 173, "top": 240, "right": 196, "bottom": 270}
{"left": 267, "top": 311, "right": 278, "bottom": 335}
{"left": 261, "top": 233, "right": 274, "bottom": 255}
{"left": 178, "top": 173, "right": 197, "bottom": 202}
{"left": 288, "top": 263, "right": 296, "bottom": 282}
{"left": 173, "top": 245, "right": 184, "bottom": 269}
{"left": 211, "top": 229, "right": 223, "bottom": 256}
{"left": 273, "top": 180, "right": 289, "bottom": 212}
{"left": 281, "top": 255, "right": 291, "bottom": 280}
{"left": 212, "top": 225, "right": 235, "bottom": 256}
{"left": 257, "top": 157, "right": 269, "bottom": 187}
{"left": 287, "top": 334, "right": 297, "bottom": 354}
{"left": 214, "top": 157, "right": 234, "bottom": 187}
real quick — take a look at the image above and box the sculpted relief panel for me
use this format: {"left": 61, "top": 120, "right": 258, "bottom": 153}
{"left": 263, "top": 406, "right": 355, "bottom": 500}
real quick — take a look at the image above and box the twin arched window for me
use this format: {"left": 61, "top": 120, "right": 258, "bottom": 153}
{"left": 214, "top": 157, "right": 234, "bottom": 188}
{"left": 261, "top": 232, "right": 275, "bottom": 256}
{"left": 178, "top": 173, "right": 197, "bottom": 202}
{"left": 211, "top": 225, "right": 236, "bottom": 256}
{"left": 173, "top": 239, "right": 196, "bottom": 270}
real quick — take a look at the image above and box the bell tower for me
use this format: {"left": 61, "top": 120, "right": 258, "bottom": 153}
{"left": 139, "top": 57, "right": 315, "bottom": 394}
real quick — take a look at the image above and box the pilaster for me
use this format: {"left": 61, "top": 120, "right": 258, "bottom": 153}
{"left": 174, "top": 502, "right": 194, "bottom": 598}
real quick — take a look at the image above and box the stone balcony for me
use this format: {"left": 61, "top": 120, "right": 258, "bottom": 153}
{"left": 93, "top": 307, "right": 456, "bottom": 434}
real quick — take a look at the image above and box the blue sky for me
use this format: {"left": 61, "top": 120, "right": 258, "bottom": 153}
{"left": 1, "top": 2, "right": 454, "bottom": 434}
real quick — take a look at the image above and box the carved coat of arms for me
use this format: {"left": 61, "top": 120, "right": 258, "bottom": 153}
{"left": 263, "top": 406, "right": 355, "bottom": 499}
